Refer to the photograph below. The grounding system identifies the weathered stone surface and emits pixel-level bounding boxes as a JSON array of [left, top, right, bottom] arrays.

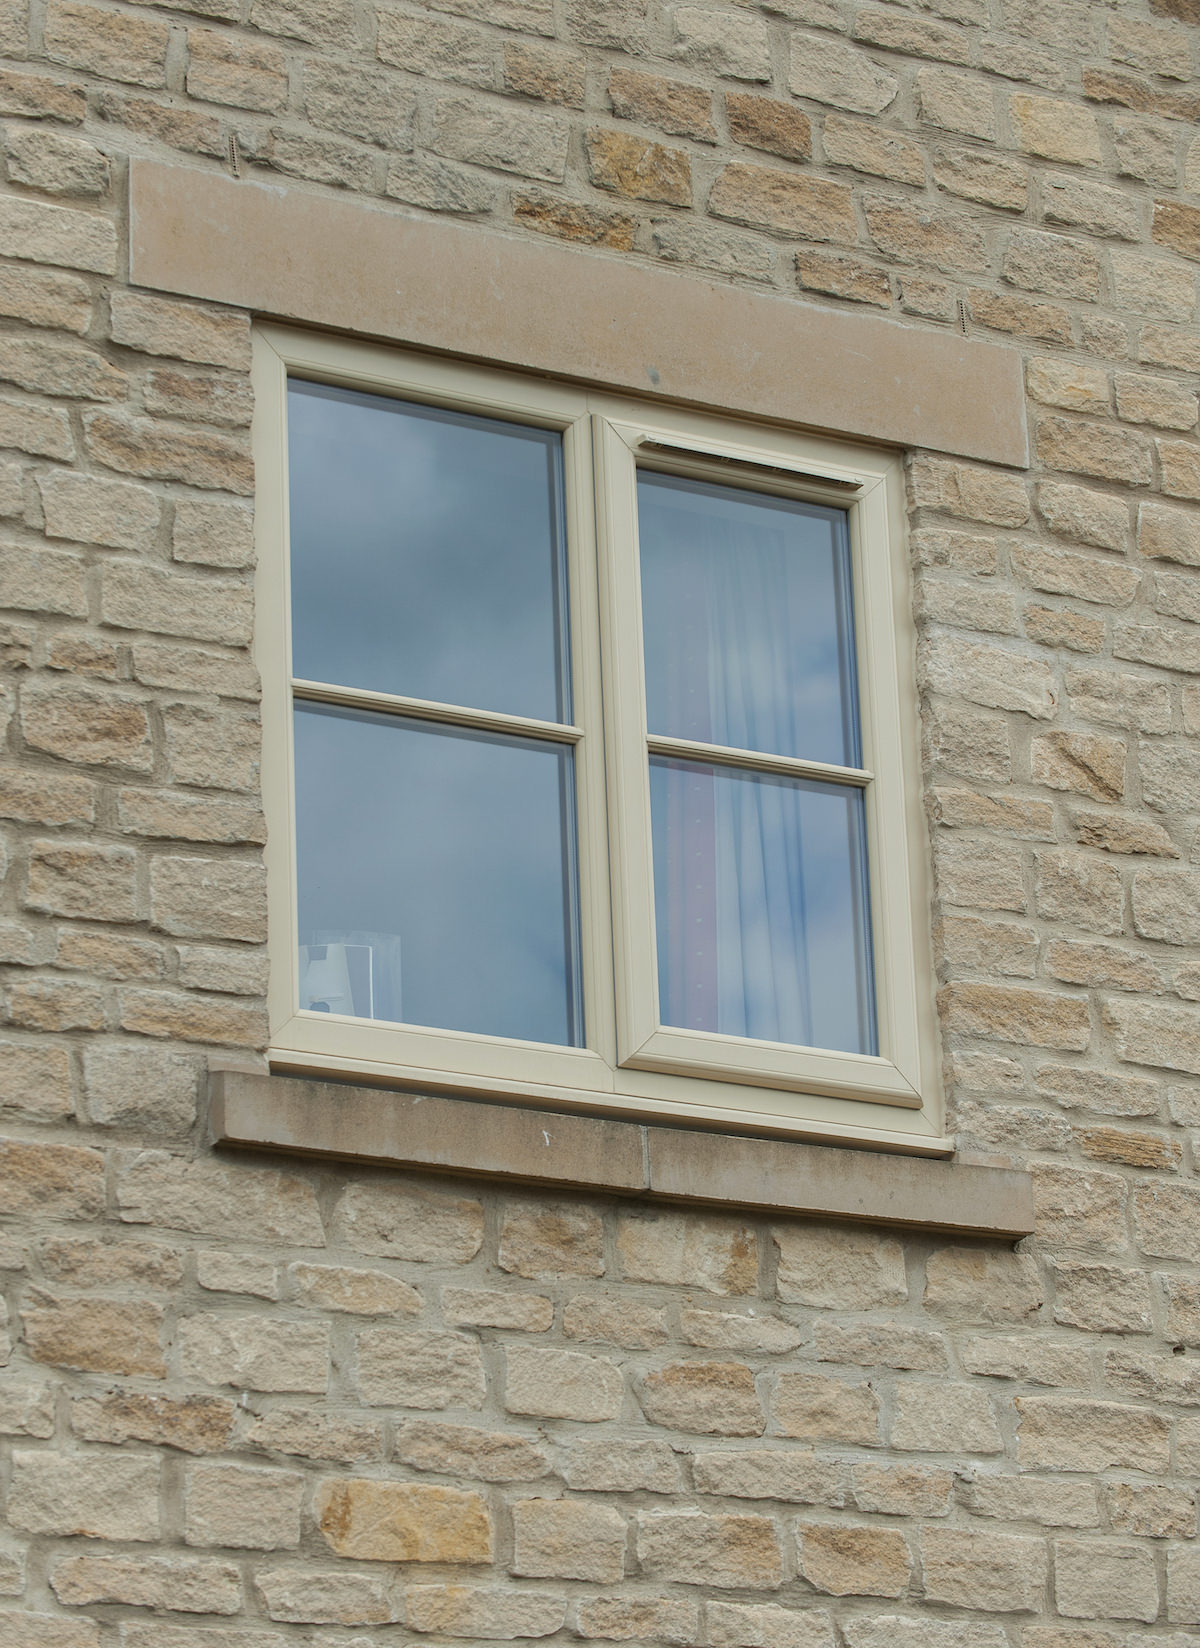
[[406, 1584, 565, 1639], [789, 34, 898, 113], [709, 163, 856, 243], [638, 1510, 783, 1589], [316, 1478, 492, 1563], [499, 1200, 603, 1278], [774, 1372, 880, 1445], [564, 1294, 667, 1347], [799, 1523, 911, 1598], [355, 1326, 484, 1408], [586, 128, 691, 205], [1055, 1538, 1158, 1622], [640, 1361, 764, 1435], [50, 1554, 241, 1615], [22, 1289, 165, 1376], [1017, 1397, 1170, 1471], [256, 1567, 401, 1625], [244, 1406, 382, 1464], [692, 1449, 844, 1506], [890, 1381, 1003, 1454], [505, 1345, 623, 1421], [9, 1449, 160, 1540], [71, 1389, 235, 1454], [511, 1497, 626, 1582], [922, 1528, 1047, 1611], [617, 1209, 756, 1295], [396, 1419, 550, 1482], [775, 1223, 907, 1309], [0, 1137, 103, 1220], [331, 1179, 482, 1263], [179, 1313, 329, 1393], [939, 983, 1090, 1050], [117, 1152, 324, 1244]]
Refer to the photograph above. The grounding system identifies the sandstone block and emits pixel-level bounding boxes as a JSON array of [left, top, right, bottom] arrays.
[[673, 6, 769, 79], [72, 1389, 234, 1454], [813, 1321, 947, 1373], [0, 1041, 73, 1121], [617, 1208, 756, 1295], [681, 1308, 804, 1354], [331, 1178, 482, 1263], [1035, 848, 1124, 932], [84, 410, 253, 492], [693, 1449, 844, 1507], [789, 35, 897, 114], [843, 1618, 1004, 1648], [1017, 1396, 1169, 1471], [50, 1554, 241, 1615], [1037, 479, 1129, 549], [316, 1478, 492, 1563], [443, 1286, 552, 1332], [117, 985, 267, 1046], [576, 1595, 697, 1644], [1011, 92, 1101, 164], [1012, 544, 1137, 607], [187, 27, 287, 109], [186, 1463, 303, 1550], [515, 191, 635, 249], [1026, 357, 1109, 414], [922, 1527, 1046, 1611], [45, 0, 166, 84], [920, 636, 1052, 718], [26, 840, 136, 922], [1134, 1180, 1200, 1262], [852, 1462, 952, 1519], [1133, 866, 1200, 945], [432, 94, 567, 181], [0, 397, 73, 459], [1154, 199, 1200, 263], [40, 470, 160, 552], [0, 263, 91, 333], [1107, 1483, 1195, 1541], [967, 1475, 1098, 1528], [960, 1335, 1090, 1387], [385, 153, 495, 214], [726, 91, 810, 161], [396, 1418, 547, 1485], [1160, 439, 1200, 502], [774, 1222, 906, 1309], [917, 66, 995, 137], [563, 1437, 680, 1493], [640, 1361, 764, 1435], [20, 683, 152, 771], [936, 837, 1026, 911], [773, 1372, 880, 1446], [499, 1200, 603, 1278], [102, 561, 253, 645], [795, 251, 891, 308], [504, 42, 585, 108], [890, 1381, 1003, 1454], [864, 197, 987, 272], [248, 0, 355, 45], [256, 1567, 400, 1625], [511, 1497, 626, 1582], [564, 1294, 667, 1347], [0, 1137, 103, 1220], [0, 1617, 98, 1648], [163, 704, 260, 792], [505, 1345, 623, 1421], [800, 1523, 910, 1598], [9, 1449, 159, 1540], [355, 1326, 484, 1409], [408, 1584, 565, 1639], [709, 163, 856, 243], [148, 856, 266, 943], [1036, 1064, 1157, 1117], [1036, 416, 1152, 485], [638, 1509, 782, 1588], [375, 13, 493, 89], [1140, 741, 1200, 810], [179, 1313, 330, 1393], [1055, 1538, 1158, 1622], [197, 1250, 278, 1298], [1168, 1543, 1200, 1624], [938, 983, 1090, 1050], [0, 192, 117, 275], [1108, 1000, 1200, 1079], [1031, 1162, 1126, 1251], [289, 1260, 420, 1316], [23, 1289, 164, 1376], [117, 1151, 324, 1245], [243, 1405, 381, 1464]]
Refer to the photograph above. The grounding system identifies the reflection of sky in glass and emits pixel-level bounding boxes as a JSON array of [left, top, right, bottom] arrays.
[[650, 759, 876, 1056], [638, 472, 860, 768], [288, 380, 570, 723], [295, 702, 582, 1047]]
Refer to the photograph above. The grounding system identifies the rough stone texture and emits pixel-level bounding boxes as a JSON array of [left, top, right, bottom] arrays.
[[0, 3, 1197, 1645]]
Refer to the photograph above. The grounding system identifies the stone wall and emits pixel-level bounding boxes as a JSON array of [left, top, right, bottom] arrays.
[[2, 0, 1200, 1643]]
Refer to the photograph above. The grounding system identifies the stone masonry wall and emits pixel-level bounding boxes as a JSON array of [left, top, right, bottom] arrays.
[[2, 0, 1200, 1643]]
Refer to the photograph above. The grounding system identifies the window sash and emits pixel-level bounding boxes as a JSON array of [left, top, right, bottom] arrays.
[[253, 327, 943, 1150]]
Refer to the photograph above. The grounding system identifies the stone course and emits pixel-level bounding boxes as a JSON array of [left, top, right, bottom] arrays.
[[0, 0, 1199, 1641]]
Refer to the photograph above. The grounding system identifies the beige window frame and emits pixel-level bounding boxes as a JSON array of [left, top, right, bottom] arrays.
[[253, 325, 944, 1153]]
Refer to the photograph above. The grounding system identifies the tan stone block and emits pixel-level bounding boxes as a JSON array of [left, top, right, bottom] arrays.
[[22, 1290, 164, 1376], [0, 1039, 73, 1121], [923, 1527, 1047, 1611], [102, 561, 253, 645], [564, 1294, 667, 1347], [693, 1449, 844, 1507], [1035, 848, 1124, 932], [638, 1509, 782, 1588], [1163, 1275, 1200, 1347], [852, 1461, 953, 1519], [443, 1286, 552, 1332], [617, 1208, 756, 1295], [355, 1326, 483, 1408], [1065, 674, 1170, 742], [1108, 999, 1200, 1079], [432, 94, 567, 182], [672, 4, 768, 78], [1140, 740, 1200, 813], [788, 34, 897, 114], [563, 1436, 679, 1494], [316, 1478, 492, 1564], [408, 1584, 565, 1639], [1138, 499, 1200, 566], [921, 636, 1052, 718], [936, 837, 1026, 911], [825, 115, 924, 185], [800, 1523, 910, 1598], [50, 1554, 241, 1615], [1026, 357, 1109, 414], [773, 1372, 879, 1446], [640, 1361, 764, 1435], [1051, 1260, 1153, 1335], [1141, 323, 1200, 376], [117, 1151, 324, 1245], [146, 855, 266, 944], [196, 1250, 278, 1298], [1155, 200, 1200, 263], [9, 1448, 159, 1540], [1046, 940, 1162, 995], [1134, 864, 1200, 947], [1160, 440, 1200, 503], [1036, 480, 1129, 550], [288, 1261, 420, 1317], [0, 543, 85, 616], [511, 1497, 626, 1582], [1036, 416, 1153, 486], [1011, 92, 1101, 163], [132, 641, 259, 700], [396, 1418, 549, 1481], [26, 840, 136, 923], [1112, 250, 1195, 322], [960, 1335, 1090, 1387], [575, 1594, 697, 1644], [938, 983, 1090, 1051], [609, 66, 714, 140], [726, 90, 810, 161], [0, 193, 117, 279], [186, 1463, 303, 1550], [331, 1179, 483, 1264], [0, 335, 125, 401], [795, 251, 891, 309], [968, 1476, 1099, 1528], [375, 12, 492, 89], [813, 1321, 947, 1373], [503, 42, 585, 107], [71, 1389, 235, 1454], [774, 1223, 906, 1309], [933, 787, 1054, 841], [0, 67, 86, 121], [46, 0, 166, 83], [243, 1406, 382, 1464], [42, 1236, 181, 1289], [513, 192, 635, 250], [1017, 1396, 1169, 1471], [248, 0, 355, 45], [843, 1616, 1004, 1648], [707, 1600, 834, 1648], [257, 1567, 401, 1625], [680, 1308, 804, 1354], [1031, 1162, 1127, 1251], [1055, 1538, 1158, 1623], [584, 126, 693, 205], [185, 26, 288, 108], [163, 704, 260, 792], [709, 162, 855, 242], [499, 1200, 603, 1278], [172, 497, 254, 568], [0, 396, 74, 459], [0, 1383, 55, 1438], [0, 1617, 97, 1648], [84, 410, 253, 493], [385, 153, 495, 214], [7, 974, 106, 1034], [1134, 1180, 1200, 1262], [916, 65, 994, 136], [967, 288, 1072, 345], [0, 1137, 103, 1220], [864, 197, 987, 273], [117, 788, 265, 848], [1116, 373, 1198, 431], [934, 145, 1026, 209], [117, 984, 267, 1046], [505, 1345, 623, 1421], [180, 1313, 330, 1393], [1012, 545, 1137, 609], [890, 1382, 1003, 1454], [21, 682, 151, 772], [925, 703, 1011, 783], [0, 263, 91, 333]]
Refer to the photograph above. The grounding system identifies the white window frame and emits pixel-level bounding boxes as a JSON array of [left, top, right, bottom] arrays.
[[253, 325, 945, 1153]]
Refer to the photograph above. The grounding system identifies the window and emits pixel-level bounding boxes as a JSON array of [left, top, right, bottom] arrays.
[[253, 327, 941, 1149]]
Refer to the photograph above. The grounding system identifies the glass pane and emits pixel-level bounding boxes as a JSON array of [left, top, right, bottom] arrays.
[[289, 380, 570, 723], [294, 702, 582, 1047], [638, 471, 861, 767], [650, 757, 876, 1056]]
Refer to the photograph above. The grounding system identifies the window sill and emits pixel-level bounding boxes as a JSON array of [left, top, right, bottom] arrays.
[[208, 1067, 1034, 1240]]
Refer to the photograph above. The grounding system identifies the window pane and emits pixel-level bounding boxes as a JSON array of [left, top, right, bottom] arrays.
[[638, 471, 861, 767], [650, 757, 876, 1056], [294, 702, 582, 1047], [289, 380, 570, 723]]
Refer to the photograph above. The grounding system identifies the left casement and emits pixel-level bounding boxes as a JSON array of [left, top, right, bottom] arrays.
[[253, 325, 944, 1153]]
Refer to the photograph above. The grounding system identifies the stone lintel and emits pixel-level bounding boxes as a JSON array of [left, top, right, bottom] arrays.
[[129, 159, 1028, 469], [209, 1069, 1035, 1239]]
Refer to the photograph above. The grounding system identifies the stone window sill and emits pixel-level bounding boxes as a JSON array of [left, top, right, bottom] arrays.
[[209, 1068, 1034, 1240]]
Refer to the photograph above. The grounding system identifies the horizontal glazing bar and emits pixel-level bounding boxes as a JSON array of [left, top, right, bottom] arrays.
[[292, 678, 583, 744], [647, 732, 872, 786]]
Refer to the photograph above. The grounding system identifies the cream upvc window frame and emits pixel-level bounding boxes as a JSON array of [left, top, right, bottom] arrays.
[[253, 325, 945, 1154]]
